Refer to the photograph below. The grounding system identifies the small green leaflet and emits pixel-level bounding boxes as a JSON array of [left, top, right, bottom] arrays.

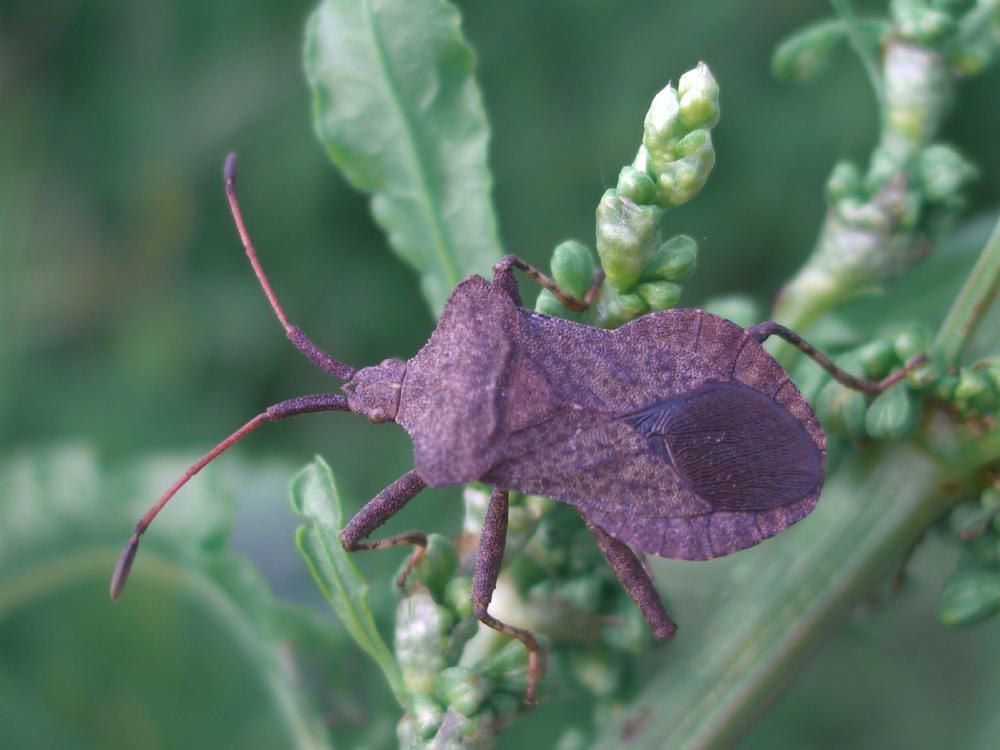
[[290, 456, 408, 708]]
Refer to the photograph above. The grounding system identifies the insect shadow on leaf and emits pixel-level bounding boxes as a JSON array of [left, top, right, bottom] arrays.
[[111, 154, 925, 706]]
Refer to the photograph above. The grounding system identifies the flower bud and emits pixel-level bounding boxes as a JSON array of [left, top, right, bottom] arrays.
[[435, 666, 488, 717], [894, 1, 956, 44], [595, 191, 663, 291], [643, 82, 683, 156], [954, 367, 992, 403], [443, 575, 474, 620], [651, 130, 715, 207], [395, 590, 453, 695], [817, 380, 869, 439], [410, 693, 444, 738], [678, 61, 720, 130], [934, 372, 958, 400], [643, 235, 698, 282], [617, 292, 648, 319], [835, 197, 892, 233], [415, 533, 459, 599], [825, 160, 863, 203], [905, 359, 938, 390], [865, 383, 918, 439], [855, 339, 897, 378], [937, 567, 1000, 626], [550, 239, 597, 299], [535, 288, 570, 318], [893, 325, 932, 362], [636, 281, 681, 311], [916, 144, 977, 202], [475, 637, 530, 682], [616, 165, 656, 204]]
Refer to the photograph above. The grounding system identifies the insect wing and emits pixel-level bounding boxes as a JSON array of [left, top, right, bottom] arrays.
[[626, 381, 822, 512]]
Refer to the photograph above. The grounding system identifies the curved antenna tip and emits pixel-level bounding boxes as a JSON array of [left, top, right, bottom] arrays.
[[110, 536, 140, 601], [224, 152, 239, 183]]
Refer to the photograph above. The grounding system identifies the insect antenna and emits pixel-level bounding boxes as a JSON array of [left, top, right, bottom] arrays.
[[112, 154, 363, 601], [225, 153, 356, 381], [110, 393, 351, 600]]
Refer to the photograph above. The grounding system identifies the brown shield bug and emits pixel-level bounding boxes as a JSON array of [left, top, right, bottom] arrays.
[[111, 154, 923, 704]]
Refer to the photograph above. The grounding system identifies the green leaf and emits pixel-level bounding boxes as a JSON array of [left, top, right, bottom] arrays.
[[290, 456, 408, 708], [304, 0, 503, 314], [772, 18, 888, 84], [0, 446, 332, 750]]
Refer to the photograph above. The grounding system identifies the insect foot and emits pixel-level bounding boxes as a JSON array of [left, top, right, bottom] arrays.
[[112, 155, 923, 707]]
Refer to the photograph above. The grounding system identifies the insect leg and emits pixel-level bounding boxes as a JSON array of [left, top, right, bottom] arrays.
[[224, 153, 356, 381], [472, 487, 544, 706], [340, 470, 430, 587], [111, 393, 352, 600], [492, 254, 604, 312], [580, 510, 677, 640], [748, 321, 927, 395]]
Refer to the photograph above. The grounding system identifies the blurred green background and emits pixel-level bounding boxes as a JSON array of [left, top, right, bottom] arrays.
[[3, 1, 1000, 748]]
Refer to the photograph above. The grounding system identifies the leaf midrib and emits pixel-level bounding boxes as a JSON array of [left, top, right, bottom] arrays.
[[363, 0, 460, 288]]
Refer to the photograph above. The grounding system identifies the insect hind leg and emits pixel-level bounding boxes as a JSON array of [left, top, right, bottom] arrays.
[[473, 487, 544, 706], [748, 321, 927, 395], [580, 510, 677, 640]]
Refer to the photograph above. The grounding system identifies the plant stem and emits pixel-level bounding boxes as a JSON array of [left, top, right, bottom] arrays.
[[932, 213, 1000, 367]]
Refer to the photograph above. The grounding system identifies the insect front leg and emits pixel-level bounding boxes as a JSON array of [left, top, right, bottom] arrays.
[[340, 470, 430, 587], [492, 254, 604, 311], [472, 487, 544, 706], [580, 510, 677, 640]]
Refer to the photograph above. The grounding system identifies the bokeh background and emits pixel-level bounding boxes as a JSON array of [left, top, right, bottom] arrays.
[[3, 1, 1000, 748]]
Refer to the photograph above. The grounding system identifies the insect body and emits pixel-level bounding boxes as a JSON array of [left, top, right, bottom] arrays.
[[112, 155, 919, 705], [368, 274, 825, 562]]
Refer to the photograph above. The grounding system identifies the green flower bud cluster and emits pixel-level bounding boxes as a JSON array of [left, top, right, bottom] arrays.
[[938, 486, 1000, 626], [774, 139, 976, 331], [770, 1, 992, 337], [392, 529, 536, 748], [932, 359, 1000, 418], [391, 485, 658, 745], [772, 2, 997, 84], [638, 62, 719, 208], [799, 327, 930, 441], [536, 63, 718, 328]]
